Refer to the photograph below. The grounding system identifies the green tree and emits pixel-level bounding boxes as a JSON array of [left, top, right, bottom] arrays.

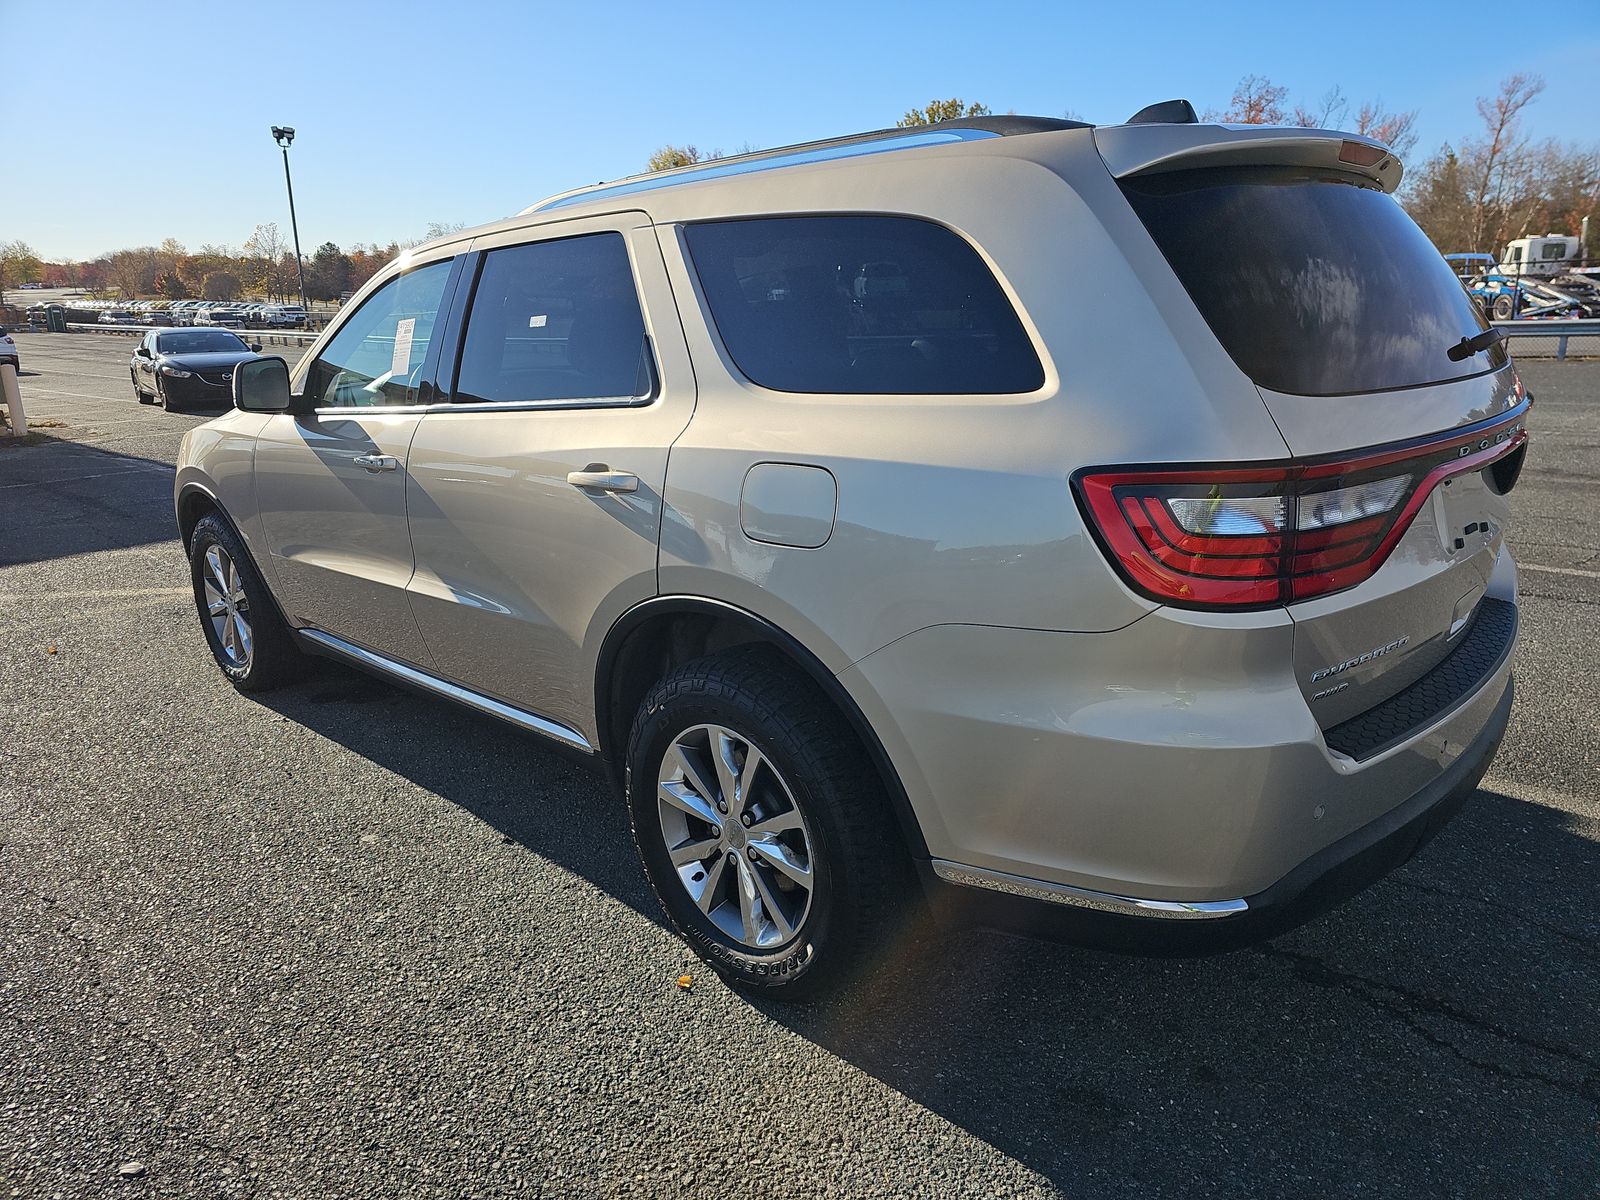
[[896, 99, 991, 128], [0, 239, 42, 298], [647, 144, 723, 172], [305, 242, 351, 302]]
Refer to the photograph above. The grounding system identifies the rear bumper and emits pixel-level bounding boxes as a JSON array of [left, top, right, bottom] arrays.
[[922, 676, 1511, 953]]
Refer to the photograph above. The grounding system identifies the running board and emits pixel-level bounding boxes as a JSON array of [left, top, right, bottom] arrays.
[[297, 629, 593, 753]]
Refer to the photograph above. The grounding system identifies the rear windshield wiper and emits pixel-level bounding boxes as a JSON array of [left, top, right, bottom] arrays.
[[1447, 327, 1504, 362]]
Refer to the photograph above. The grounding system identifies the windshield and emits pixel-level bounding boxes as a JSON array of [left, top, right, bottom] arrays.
[[1121, 166, 1507, 396], [158, 331, 247, 354]]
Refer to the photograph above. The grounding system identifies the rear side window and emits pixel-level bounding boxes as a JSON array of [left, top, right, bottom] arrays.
[[454, 232, 653, 405], [684, 216, 1044, 395], [1121, 167, 1507, 396]]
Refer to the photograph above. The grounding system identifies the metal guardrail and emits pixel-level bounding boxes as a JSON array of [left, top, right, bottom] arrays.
[[63, 323, 318, 348], [1493, 319, 1600, 361]]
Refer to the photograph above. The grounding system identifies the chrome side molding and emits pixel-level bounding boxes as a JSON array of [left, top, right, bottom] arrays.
[[930, 860, 1249, 920], [297, 629, 593, 753]]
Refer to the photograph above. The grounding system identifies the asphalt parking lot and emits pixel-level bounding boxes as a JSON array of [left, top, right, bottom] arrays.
[[2, 331, 1596, 1199]]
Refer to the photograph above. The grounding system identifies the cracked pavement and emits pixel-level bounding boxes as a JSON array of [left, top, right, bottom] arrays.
[[1, 334, 1597, 1198]]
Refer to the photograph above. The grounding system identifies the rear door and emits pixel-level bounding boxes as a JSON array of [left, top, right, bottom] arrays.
[[403, 213, 695, 738], [1104, 128, 1527, 738], [254, 256, 461, 668]]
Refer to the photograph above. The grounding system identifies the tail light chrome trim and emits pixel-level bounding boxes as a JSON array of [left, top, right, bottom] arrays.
[[1074, 403, 1530, 611]]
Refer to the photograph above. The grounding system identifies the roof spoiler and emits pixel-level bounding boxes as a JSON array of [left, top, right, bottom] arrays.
[[1094, 124, 1404, 193]]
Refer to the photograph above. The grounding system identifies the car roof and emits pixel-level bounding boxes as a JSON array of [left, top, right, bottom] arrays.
[[386, 104, 1395, 279], [521, 115, 1089, 216]]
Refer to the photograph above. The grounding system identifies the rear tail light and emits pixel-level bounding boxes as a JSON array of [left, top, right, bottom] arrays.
[[1075, 409, 1529, 610]]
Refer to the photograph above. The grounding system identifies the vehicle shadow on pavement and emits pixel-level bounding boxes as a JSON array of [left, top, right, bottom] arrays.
[[250, 663, 1599, 1195], [762, 786, 1599, 1195], [0, 441, 178, 566], [251, 662, 667, 922]]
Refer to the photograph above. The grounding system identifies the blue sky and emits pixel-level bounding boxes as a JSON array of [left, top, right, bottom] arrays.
[[6, 0, 1597, 261]]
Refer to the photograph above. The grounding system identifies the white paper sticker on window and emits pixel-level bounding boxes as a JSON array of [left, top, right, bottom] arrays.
[[391, 317, 416, 377], [528, 314, 548, 328]]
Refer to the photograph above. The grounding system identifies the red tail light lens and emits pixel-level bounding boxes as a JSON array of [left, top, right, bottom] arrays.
[[1075, 408, 1529, 610]]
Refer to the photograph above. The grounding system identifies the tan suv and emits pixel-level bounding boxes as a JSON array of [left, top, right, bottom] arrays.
[[176, 107, 1525, 996]]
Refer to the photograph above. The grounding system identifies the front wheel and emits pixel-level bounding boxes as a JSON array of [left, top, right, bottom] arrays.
[[188, 512, 306, 691], [626, 650, 909, 999], [1492, 294, 1516, 321]]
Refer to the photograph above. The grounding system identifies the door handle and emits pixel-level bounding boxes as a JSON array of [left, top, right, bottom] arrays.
[[353, 453, 400, 473], [567, 467, 639, 494]]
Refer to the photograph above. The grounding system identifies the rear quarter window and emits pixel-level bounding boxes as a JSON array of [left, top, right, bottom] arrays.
[[684, 215, 1044, 395]]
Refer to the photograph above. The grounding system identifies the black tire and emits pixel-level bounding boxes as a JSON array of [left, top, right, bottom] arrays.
[[158, 380, 175, 411], [1492, 294, 1516, 321], [626, 648, 909, 1000], [132, 370, 154, 404], [188, 511, 307, 691]]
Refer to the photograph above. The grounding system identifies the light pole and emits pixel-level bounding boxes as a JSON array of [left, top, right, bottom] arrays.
[[271, 126, 309, 313]]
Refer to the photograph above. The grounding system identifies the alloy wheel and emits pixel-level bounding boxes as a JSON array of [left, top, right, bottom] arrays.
[[656, 723, 816, 949], [202, 544, 252, 668]]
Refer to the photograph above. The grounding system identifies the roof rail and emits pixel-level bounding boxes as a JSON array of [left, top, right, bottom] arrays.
[[521, 115, 1092, 215]]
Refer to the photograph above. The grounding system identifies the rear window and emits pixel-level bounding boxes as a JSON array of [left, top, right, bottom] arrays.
[[684, 216, 1044, 395], [1121, 167, 1507, 396]]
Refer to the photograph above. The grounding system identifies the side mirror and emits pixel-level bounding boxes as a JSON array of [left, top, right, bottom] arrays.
[[135, 346, 151, 358], [234, 355, 294, 413], [250, 342, 262, 354]]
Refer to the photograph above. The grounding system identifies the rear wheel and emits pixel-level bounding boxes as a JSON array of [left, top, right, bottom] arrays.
[[626, 649, 909, 999], [131, 370, 154, 404], [1492, 294, 1516, 321], [188, 512, 306, 691]]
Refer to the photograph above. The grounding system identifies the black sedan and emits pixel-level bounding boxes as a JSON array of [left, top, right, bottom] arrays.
[[130, 328, 263, 411]]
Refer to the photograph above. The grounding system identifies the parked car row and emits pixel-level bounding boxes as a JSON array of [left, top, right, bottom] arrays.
[[32, 298, 310, 329]]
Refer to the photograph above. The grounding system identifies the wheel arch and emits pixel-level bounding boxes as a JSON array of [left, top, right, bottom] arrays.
[[594, 596, 930, 861], [176, 480, 225, 551]]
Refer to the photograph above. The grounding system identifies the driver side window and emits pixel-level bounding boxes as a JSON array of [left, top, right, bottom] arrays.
[[304, 259, 454, 407]]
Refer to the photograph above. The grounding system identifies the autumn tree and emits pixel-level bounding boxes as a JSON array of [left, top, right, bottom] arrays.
[[242, 223, 289, 300], [1465, 74, 1545, 252], [102, 247, 163, 299], [1208, 75, 1289, 125], [1290, 85, 1418, 157], [201, 271, 241, 301], [345, 245, 387, 293], [897, 99, 991, 127], [1401, 74, 1597, 256]]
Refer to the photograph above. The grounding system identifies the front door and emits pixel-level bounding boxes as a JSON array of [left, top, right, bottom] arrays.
[[255, 256, 460, 668], [404, 217, 694, 739]]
